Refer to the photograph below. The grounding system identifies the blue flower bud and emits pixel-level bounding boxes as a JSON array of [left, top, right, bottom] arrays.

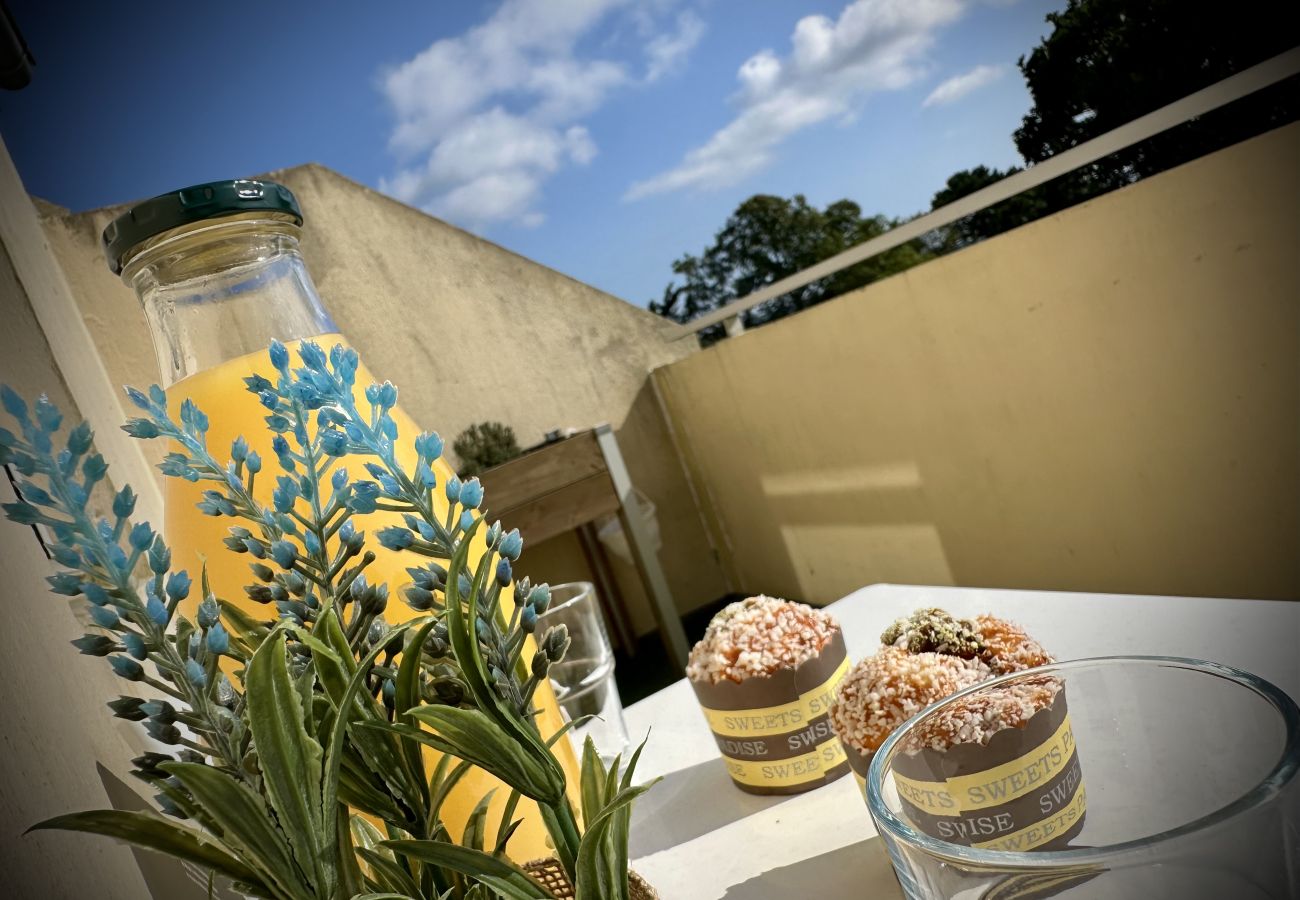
[[146, 594, 169, 627], [112, 486, 137, 519], [244, 374, 274, 394], [496, 558, 512, 587], [2, 501, 42, 525], [528, 584, 550, 614], [269, 340, 290, 372], [459, 478, 483, 510], [445, 475, 461, 503], [46, 571, 82, 595], [72, 634, 116, 655], [109, 655, 144, 681], [206, 623, 230, 656], [415, 463, 437, 490], [165, 571, 191, 602], [521, 605, 538, 633], [148, 540, 171, 574], [185, 659, 206, 687], [197, 597, 220, 629], [405, 585, 435, 610], [230, 436, 248, 462], [379, 382, 397, 409], [243, 537, 266, 558], [476, 619, 490, 641], [376, 527, 414, 551], [331, 467, 348, 491], [459, 509, 475, 531], [415, 431, 443, 461], [245, 450, 262, 474], [270, 541, 298, 569], [458, 573, 472, 596], [298, 341, 327, 371], [303, 530, 322, 556], [319, 428, 347, 456], [259, 390, 279, 411], [90, 606, 120, 629], [499, 528, 523, 561], [83, 582, 110, 606], [124, 386, 151, 412], [122, 632, 147, 660], [82, 452, 108, 483], [129, 521, 154, 551], [141, 700, 176, 723], [50, 543, 81, 568]]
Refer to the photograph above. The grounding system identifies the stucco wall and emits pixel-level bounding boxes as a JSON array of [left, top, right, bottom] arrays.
[[37, 165, 727, 632], [654, 123, 1300, 605]]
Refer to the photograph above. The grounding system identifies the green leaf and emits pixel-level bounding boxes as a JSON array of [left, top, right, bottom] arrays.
[[357, 847, 422, 898], [573, 781, 660, 900], [321, 620, 414, 859], [380, 840, 554, 900], [385, 706, 565, 804], [493, 789, 523, 857], [394, 618, 435, 804], [428, 757, 474, 835], [579, 738, 606, 827], [461, 789, 494, 851], [28, 809, 269, 895], [246, 630, 329, 894], [159, 762, 303, 899]]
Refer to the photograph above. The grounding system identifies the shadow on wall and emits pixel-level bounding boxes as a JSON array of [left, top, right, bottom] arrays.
[[759, 459, 955, 603]]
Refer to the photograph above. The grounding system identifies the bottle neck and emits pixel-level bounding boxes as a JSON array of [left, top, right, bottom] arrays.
[[121, 215, 336, 388]]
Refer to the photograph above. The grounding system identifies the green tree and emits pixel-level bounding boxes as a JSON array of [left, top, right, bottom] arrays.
[[926, 165, 1049, 252], [650, 194, 928, 343], [1013, 0, 1300, 208]]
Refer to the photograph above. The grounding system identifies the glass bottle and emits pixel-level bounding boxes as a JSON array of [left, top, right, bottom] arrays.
[[104, 179, 577, 860]]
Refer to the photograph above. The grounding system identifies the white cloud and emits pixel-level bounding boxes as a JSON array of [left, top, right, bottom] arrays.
[[921, 63, 1005, 107], [625, 0, 967, 200], [380, 0, 704, 229], [645, 10, 706, 82]]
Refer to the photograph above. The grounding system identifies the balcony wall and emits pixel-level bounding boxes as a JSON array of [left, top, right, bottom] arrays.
[[653, 122, 1300, 605]]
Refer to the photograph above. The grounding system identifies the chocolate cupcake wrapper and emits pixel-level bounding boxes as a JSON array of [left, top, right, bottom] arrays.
[[848, 689, 1087, 852], [691, 629, 852, 795]]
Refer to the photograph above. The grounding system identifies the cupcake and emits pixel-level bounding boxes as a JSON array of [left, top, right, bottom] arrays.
[[687, 596, 851, 794], [832, 608, 1084, 851]]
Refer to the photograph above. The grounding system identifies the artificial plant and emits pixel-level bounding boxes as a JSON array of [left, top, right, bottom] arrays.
[[0, 339, 656, 899]]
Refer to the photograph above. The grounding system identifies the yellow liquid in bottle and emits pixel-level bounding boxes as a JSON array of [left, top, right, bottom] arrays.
[[164, 334, 577, 859]]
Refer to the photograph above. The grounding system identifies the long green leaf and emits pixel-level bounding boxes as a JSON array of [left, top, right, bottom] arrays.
[[246, 631, 329, 895], [321, 620, 415, 859], [159, 762, 303, 899], [376, 707, 564, 804], [28, 809, 269, 896], [316, 609, 424, 820], [380, 840, 553, 900], [462, 789, 495, 851], [394, 618, 436, 804], [573, 781, 660, 900], [579, 738, 606, 827], [358, 848, 422, 897]]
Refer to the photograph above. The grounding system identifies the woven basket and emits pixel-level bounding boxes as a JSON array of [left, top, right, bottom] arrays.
[[522, 858, 659, 899]]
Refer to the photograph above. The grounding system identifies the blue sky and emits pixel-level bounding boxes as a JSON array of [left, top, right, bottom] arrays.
[[3, 0, 1060, 306]]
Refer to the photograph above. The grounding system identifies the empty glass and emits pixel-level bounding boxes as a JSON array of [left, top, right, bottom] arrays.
[[539, 582, 630, 762], [867, 657, 1299, 899]]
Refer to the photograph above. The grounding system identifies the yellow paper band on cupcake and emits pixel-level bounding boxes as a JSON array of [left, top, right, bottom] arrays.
[[723, 735, 848, 788], [699, 655, 850, 738]]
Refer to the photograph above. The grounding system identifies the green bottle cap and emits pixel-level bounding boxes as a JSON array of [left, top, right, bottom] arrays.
[[102, 179, 303, 274]]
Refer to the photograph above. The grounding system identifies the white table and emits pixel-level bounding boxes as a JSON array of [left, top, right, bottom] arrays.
[[624, 584, 1300, 899]]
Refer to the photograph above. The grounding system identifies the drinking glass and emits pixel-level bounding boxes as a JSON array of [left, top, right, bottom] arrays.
[[538, 582, 630, 762], [867, 657, 1299, 899]]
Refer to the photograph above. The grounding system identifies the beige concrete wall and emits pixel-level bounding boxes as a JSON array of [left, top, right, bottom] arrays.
[[38, 167, 727, 631], [654, 123, 1300, 605]]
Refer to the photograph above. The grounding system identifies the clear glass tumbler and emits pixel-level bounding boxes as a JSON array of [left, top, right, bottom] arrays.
[[867, 657, 1299, 900], [539, 582, 630, 762]]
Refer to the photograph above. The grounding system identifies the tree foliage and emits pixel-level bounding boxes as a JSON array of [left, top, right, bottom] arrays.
[[649, 194, 929, 344]]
